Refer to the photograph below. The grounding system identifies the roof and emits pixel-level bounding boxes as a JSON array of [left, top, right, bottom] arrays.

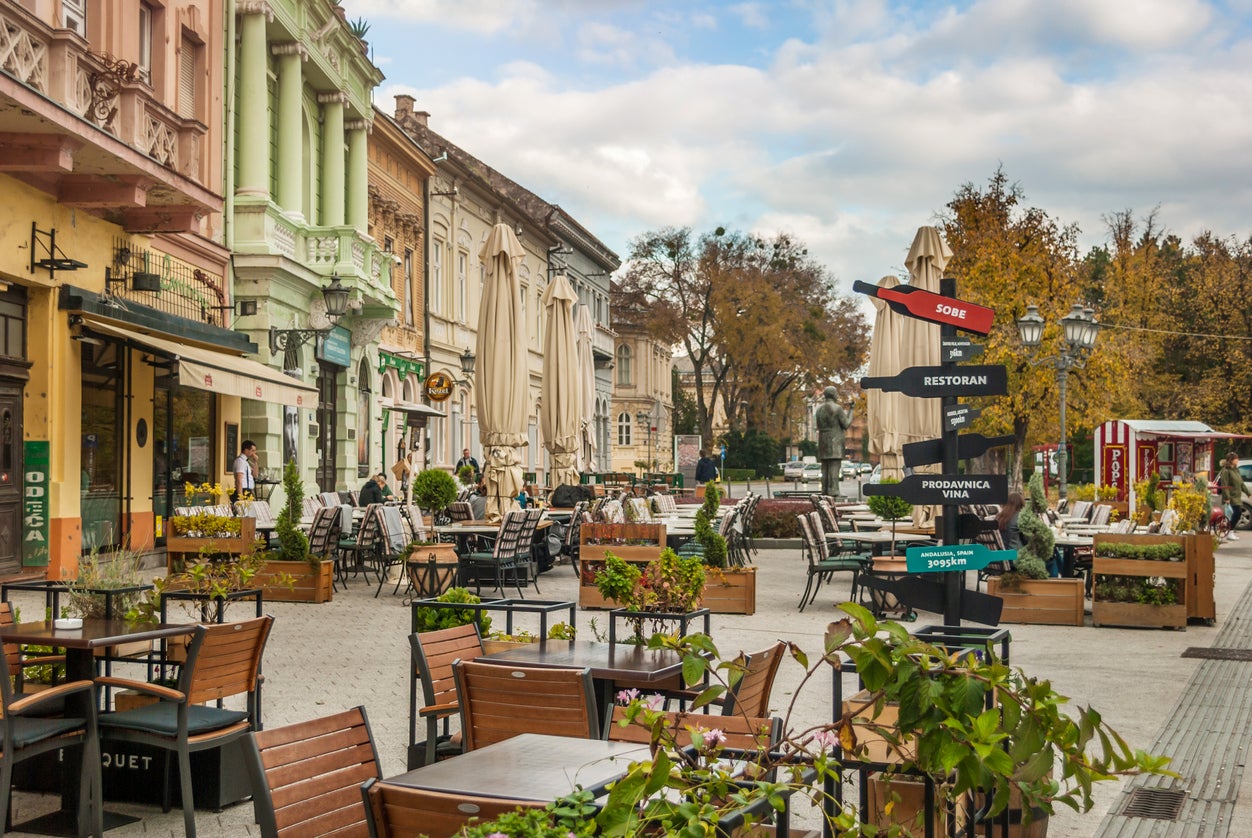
[[1117, 420, 1215, 434]]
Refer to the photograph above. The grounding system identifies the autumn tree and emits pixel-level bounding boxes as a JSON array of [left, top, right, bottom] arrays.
[[614, 227, 868, 442]]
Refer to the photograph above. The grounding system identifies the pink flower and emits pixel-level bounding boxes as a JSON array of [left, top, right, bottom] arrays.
[[616, 688, 640, 705], [486, 833, 508, 838], [642, 693, 666, 710], [700, 727, 725, 747], [810, 729, 838, 751]]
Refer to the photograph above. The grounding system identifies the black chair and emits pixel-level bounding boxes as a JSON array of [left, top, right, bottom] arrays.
[[96, 616, 274, 838], [506, 508, 546, 595], [337, 503, 382, 585], [796, 511, 869, 611], [463, 510, 529, 597], [0, 609, 103, 837]]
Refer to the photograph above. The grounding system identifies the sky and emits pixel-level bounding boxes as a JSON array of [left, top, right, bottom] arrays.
[[343, 0, 1252, 302]]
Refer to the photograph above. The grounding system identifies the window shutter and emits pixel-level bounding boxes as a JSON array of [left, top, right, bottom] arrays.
[[177, 41, 196, 119]]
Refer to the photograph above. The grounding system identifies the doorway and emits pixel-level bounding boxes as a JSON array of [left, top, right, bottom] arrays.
[[316, 361, 339, 492]]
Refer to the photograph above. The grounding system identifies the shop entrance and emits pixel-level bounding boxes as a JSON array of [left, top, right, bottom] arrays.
[[0, 382, 23, 575], [316, 361, 339, 492]]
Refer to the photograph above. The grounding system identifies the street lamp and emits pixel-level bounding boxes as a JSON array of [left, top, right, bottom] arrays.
[[268, 276, 352, 356], [458, 347, 476, 380], [1015, 302, 1099, 502], [636, 410, 653, 473]]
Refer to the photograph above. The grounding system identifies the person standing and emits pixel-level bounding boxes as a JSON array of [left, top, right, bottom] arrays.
[[814, 387, 853, 497], [1219, 451, 1246, 540], [695, 450, 718, 485], [456, 448, 480, 480], [232, 440, 257, 504]]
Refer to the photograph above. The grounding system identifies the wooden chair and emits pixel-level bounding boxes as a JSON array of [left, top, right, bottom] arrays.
[[361, 779, 547, 838], [796, 512, 868, 611], [96, 616, 274, 838], [408, 624, 484, 769], [607, 706, 780, 753], [0, 601, 103, 837], [307, 505, 344, 563], [453, 659, 599, 751], [245, 705, 381, 838], [722, 640, 786, 717]]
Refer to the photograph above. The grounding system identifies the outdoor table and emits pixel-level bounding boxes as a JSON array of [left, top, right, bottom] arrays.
[[383, 732, 650, 802], [479, 640, 686, 728], [837, 531, 932, 556], [0, 618, 198, 834]]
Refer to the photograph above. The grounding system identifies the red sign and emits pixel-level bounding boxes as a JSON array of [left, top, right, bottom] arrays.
[[853, 280, 995, 335], [1103, 444, 1127, 500], [1137, 443, 1156, 480]]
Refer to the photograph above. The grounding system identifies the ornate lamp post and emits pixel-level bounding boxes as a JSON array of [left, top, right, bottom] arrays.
[[1015, 303, 1100, 502], [268, 276, 352, 356]]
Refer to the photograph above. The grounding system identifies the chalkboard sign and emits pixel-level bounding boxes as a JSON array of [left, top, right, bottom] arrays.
[[224, 422, 238, 473]]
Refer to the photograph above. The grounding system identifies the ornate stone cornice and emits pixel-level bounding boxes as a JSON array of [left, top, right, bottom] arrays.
[[317, 91, 348, 106], [270, 42, 307, 59], [236, 1, 273, 21], [345, 118, 372, 134]]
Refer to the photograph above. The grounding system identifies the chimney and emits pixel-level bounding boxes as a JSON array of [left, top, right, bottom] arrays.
[[413, 110, 430, 128], [394, 94, 414, 120]]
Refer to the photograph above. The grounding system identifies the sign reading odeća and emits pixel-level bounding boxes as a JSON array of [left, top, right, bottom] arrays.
[[424, 371, 455, 402], [852, 280, 995, 335], [860, 364, 1008, 399], [863, 473, 1008, 505]]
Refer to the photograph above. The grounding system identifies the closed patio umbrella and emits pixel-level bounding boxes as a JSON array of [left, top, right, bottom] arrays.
[[867, 275, 907, 481], [542, 274, 581, 489], [575, 304, 597, 473], [476, 223, 529, 523]]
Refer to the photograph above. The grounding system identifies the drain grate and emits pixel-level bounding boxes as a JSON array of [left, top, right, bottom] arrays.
[[1122, 787, 1186, 820], [1181, 646, 1252, 661]]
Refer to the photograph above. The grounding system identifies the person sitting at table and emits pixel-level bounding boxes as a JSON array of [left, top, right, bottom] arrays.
[[469, 479, 488, 520], [996, 492, 1024, 551], [359, 473, 393, 506]]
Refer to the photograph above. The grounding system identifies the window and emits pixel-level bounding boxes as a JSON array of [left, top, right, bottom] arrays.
[[617, 412, 633, 446], [520, 284, 527, 331], [61, 0, 86, 35], [616, 344, 633, 386], [357, 360, 371, 477], [404, 247, 414, 326], [431, 241, 443, 313], [457, 252, 467, 322], [177, 35, 199, 120], [138, 4, 152, 83]]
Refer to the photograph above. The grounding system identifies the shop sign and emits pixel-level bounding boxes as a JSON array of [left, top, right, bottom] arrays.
[[1104, 444, 1128, 497], [316, 326, 351, 367], [379, 353, 425, 381], [22, 441, 49, 567], [864, 473, 1008, 505], [861, 364, 1008, 399], [424, 372, 454, 402]]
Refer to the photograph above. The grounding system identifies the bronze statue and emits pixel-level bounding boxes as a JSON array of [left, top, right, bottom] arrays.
[[814, 386, 853, 497]]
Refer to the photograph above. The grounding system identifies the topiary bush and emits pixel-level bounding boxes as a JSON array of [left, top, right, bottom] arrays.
[[274, 459, 310, 565], [1014, 471, 1053, 580], [694, 482, 728, 568], [412, 468, 458, 512]]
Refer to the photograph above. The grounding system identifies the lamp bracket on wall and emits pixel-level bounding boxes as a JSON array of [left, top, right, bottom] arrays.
[[30, 223, 87, 278]]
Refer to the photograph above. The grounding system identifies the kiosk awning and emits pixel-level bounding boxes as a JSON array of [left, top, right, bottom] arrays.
[[84, 320, 319, 409]]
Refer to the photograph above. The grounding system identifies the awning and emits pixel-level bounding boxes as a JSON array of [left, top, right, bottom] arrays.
[[83, 320, 319, 408]]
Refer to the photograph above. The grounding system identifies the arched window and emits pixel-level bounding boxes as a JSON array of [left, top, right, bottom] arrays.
[[357, 360, 371, 477], [617, 412, 633, 446], [616, 344, 632, 386]]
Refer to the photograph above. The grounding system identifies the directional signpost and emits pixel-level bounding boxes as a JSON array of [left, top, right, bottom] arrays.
[[863, 473, 1008, 505], [941, 338, 985, 363], [944, 405, 981, 432], [852, 280, 995, 335], [860, 365, 1007, 399], [905, 542, 1018, 575], [902, 432, 1016, 469]]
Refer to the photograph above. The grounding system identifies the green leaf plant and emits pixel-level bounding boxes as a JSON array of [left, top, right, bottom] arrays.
[[456, 602, 1173, 836]]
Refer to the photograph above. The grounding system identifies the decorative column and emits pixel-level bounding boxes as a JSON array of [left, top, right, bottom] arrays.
[[345, 118, 370, 232], [318, 92, 346, 227], [272, 43, 306, 217], [235, 2, 273, 198]]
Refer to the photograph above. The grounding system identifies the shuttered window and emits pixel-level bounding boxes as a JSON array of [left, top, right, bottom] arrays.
[[177, 38, 196, 119]]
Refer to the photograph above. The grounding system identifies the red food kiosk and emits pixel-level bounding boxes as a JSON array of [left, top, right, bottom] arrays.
[[1094, 419, 1249, 507]]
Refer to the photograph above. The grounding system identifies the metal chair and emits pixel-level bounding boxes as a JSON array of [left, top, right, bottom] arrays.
[[462, 510, 528, 597], [408, 624, 484, 769], [796, 511, 868, 611], [245, 705, 380, 838], [373, 505, 411, 598], [96, 616, 274, 838], [453, 659, 599, 751], [337, 503, 382, 586]]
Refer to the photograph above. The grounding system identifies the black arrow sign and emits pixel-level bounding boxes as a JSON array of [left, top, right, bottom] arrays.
[[902, 433, 1017, 468], [944, 405, 981, 432], [863, 473, 1008, 505], [860, 365, 1008, 399], [941, 338, 986, 363]]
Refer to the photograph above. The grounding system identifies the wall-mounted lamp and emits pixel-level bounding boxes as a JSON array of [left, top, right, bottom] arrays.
[[268, 277, 351, 356], [459, 346, 476, 379], [206, 298, 259, 318], [68, 314, 105, 346]]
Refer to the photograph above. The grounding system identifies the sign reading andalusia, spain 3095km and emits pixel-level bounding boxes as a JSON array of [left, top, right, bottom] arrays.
[[863, 473, 1008, 505], [859, 364, 1008, 399], [905, 542, 1017, 574]]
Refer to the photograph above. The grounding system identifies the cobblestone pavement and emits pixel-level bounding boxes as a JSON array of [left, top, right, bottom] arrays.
[[9, 535, 1252, 836]]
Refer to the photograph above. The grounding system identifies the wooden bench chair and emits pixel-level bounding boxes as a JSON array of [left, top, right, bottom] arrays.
[[453, 659, 599, 751], [245, 705, 380, 838], [408, 624, 483, 769], [361, 779, 547, 838]]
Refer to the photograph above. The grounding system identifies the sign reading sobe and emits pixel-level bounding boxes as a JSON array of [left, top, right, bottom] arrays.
[[424, 371, 454, 402]]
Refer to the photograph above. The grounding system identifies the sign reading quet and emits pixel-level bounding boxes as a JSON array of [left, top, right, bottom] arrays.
[[424, 371, 454, 402], [860, 364, 1008, 398], [864, 473, 1008, 505], [852, 280, 995, 335]]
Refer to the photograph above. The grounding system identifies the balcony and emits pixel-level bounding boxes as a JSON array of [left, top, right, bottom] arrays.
[[593, 321, 616, 360], [0, 3, 218, 232]]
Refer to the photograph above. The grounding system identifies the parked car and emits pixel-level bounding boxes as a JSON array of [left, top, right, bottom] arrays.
[[868, 464, 882, 484], [840, 461, 858, 479], [783, 461, 807, 480], [802, 462, 822, 482], [860, 462, 873, 475]]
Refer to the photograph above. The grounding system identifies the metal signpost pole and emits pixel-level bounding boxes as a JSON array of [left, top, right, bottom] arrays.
[[940, 277, 961, 626]]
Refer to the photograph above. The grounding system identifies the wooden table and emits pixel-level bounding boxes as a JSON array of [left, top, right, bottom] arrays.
[[479, 640, 686, 726], [384, 732, 649, 801]]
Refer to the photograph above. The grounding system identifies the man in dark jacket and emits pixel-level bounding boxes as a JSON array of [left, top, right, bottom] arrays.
[[695, 450, 718, 485], [358, 473, 393, 506]]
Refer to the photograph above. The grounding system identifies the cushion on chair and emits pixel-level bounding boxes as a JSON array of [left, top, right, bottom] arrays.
[[815, 559, 867, 573], [3, 715, 86, 748], [100, 703, 249, 736]]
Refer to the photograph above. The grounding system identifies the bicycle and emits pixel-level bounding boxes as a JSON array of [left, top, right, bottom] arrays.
[[1210, 505, 1231, 541]]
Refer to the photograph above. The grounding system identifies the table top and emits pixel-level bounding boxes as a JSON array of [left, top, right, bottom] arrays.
[[838, 531, 931, 544], [384, 733, 649, 801], [0, 618, 196, 650], [479, 640, 686, 684], [1054, 534, 1094, 547]]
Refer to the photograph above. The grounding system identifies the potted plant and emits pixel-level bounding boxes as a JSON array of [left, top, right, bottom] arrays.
[[412, 468, 459, 519], [456, 464, 477, 487], [413, 587, 493, 635], [458, 604, 1172, 837], [402, 538, 460, 601], [166, 512, 255, 571], [988, 473, 1085, 625], [866, 479, 913, 558], [251, 459, 335, 603], [594, 549, 706, 643], [578, 516, 668, 609], [1133, 472, 1166, 525], [692, 483, 757, 615], [1091, 538, 1188, 629]]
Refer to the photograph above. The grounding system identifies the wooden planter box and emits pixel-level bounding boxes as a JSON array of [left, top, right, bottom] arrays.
[[578, 523, 667, 609], [1091, 551, 1187, 629], [166, 516, 256, 571], [1093, 532, 1211, 625], [256, 558, 334, 603], [986, 577, 1084, 626], [703, 567, 757, 615]]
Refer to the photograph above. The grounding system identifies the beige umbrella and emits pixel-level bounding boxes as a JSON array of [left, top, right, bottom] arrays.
[[867, 275, 907, 480], [476, 223, 528, 523], [575, 304, 597, 473], [901, 226, 953, 526], [542, 274, 581, 488]]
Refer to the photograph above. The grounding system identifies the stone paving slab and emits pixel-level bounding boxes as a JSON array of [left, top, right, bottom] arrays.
[[7, 536, 1252, 836]]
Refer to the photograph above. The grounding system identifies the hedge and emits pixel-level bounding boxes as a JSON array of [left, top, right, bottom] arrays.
[[750, 498, 811, 538]]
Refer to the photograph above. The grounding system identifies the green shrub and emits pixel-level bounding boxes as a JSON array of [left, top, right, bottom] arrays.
[[1014, 472, 1053, 579], [274, 458, 310, 565], [412, 468, 458, 512], [413, 587, 492, 635], [749, 498, 808, 537]]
